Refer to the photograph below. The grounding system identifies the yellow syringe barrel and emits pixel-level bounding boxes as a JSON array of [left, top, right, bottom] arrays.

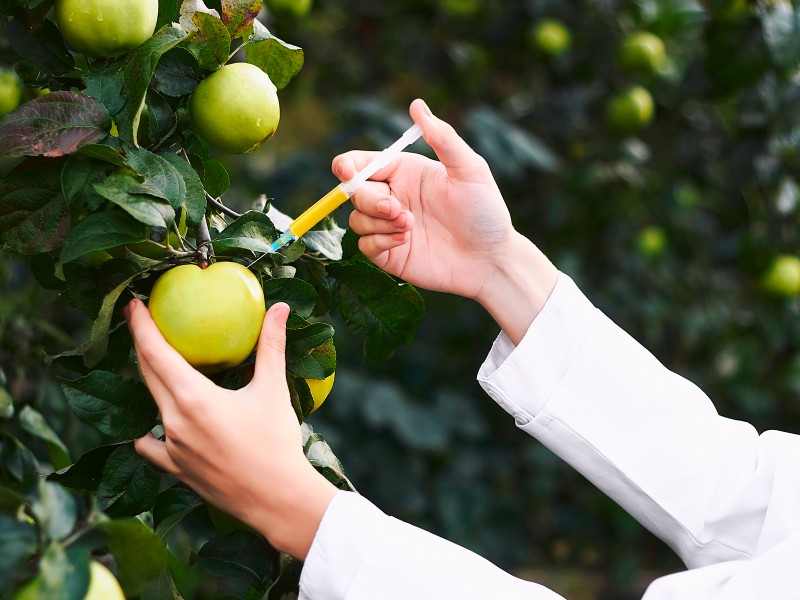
[[287, 184, 350, 239]]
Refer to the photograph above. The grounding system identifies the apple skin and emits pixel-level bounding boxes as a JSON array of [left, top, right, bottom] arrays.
[[148, 262, 266, 373], [15, 561, 125, 600], [307, 372, 335, 412]]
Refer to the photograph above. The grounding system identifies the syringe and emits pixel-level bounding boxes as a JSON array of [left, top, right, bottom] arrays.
[[261, 122, 423, 256]]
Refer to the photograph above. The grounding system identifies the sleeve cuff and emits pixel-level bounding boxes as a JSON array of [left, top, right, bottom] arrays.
[[477, 272, 600, 423]]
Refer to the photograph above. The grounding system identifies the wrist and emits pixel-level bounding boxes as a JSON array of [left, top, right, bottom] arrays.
[[477, 233, 559, 345], [252, 460, 338, 560]]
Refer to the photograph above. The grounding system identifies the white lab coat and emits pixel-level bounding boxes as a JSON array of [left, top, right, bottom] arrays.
[[299, 274, 800, 599]]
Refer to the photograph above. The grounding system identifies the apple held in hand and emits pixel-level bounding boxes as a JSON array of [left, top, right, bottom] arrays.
[[148, 262, 267, 374]]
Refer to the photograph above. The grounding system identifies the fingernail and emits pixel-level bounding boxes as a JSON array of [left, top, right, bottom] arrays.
[[377, 199, 392, 216], [395, 213, 407, 229], [123, 299, 137, 320], [420, 99, 433, 118], [272, 302, 290, 323]]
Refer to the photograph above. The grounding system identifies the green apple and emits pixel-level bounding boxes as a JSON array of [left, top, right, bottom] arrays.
[[761, 254, 800, 297], [307, 372, 335, 412], [265, 0, 313, 18], [529, 19, 572, 56], [618, 31, 667, 76], [148, 262, 266, 373], [15, 561, 125, 600], [606, 86, 655, 134], [0, 68, 23, 118]]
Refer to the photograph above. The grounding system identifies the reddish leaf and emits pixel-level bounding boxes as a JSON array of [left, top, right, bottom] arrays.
[[0, 91, 109, 158], [221, 0, 262, 40]]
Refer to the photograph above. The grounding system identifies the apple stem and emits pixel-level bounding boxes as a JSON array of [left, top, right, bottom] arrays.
[[196, 217, 213, 269]]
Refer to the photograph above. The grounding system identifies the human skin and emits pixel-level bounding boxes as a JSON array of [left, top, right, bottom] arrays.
[[130, 99, 559, 559]]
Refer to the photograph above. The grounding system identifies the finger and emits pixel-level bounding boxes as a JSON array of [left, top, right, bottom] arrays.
[[126, 299, 205, 397], [252, 302, 290, 391], [331, 151, 407, 186], [409, 98, 486, 174], [358, 232, 410, 260], [134, 347, 178, 415], [350, 184, 402, 219], [134, 434, 180, 475], [350, 209, 413, 236]]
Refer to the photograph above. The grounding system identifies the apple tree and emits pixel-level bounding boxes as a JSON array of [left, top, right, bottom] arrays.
[[0, 0, 424, 597]]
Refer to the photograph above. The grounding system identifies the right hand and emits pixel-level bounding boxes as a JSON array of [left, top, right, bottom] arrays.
[[333, 99, 519, 301]]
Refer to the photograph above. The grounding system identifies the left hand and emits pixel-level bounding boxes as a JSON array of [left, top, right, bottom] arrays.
[[126, 299, 337, 559]]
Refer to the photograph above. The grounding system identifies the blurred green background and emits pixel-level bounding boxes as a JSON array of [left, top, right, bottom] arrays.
[[3, 0, 800, 597]]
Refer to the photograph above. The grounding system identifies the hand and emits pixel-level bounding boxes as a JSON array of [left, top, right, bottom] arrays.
[[334, 99, 516, 302], [334, 99, 559, 344], [127, 300, 337, 560]]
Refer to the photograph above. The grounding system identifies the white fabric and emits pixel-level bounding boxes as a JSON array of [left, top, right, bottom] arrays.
[[300, 273, 800, 599]]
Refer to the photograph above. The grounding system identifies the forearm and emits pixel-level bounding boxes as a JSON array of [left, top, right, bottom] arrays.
[[476, 232, 559, 345]]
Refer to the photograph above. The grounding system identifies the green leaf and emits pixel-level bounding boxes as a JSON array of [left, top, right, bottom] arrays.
[[18, 406, 71, 470], [287, 376, 314, 421], [220, 0, 262, 40], [2, 9, 74, 76], [153, 485, 204, 540], [157, 0, 181, 30], [59, 212, 146, 264], [160, 152, 207, 226], [83, 62, 125, 116], [213, 210, 279, 253], [287, 337, 335, 380], [302, 219, 345, 261], [195, 531, 274, 587], [153, 48, 201, 97], [285, 315, 334, 362], [113, 26, 191, 146], [48, 443, 123, 491], [97, 443, 161, 517], [38, 543, 90, 600], [127, 147, 187, 212], [101, 518, 171, 595], [263, 277, 317, 317], [762, 3, 800, 70], [0, 515, 37, 577], [243, 20, 304, 89], [0, 92, 109, 158], [301, 424, 355, 491], [328, 259, 425, 361], [0, 163, 70, 255], [62, 371, 157, 442], [203, 159, 230, 198], [190, 11, 233, 70], [76, 144, 129, 167], [264, 556, 302, 599], [61, 156, 115, 217], [31, 480, 76, 542], [94, 174, 175, 228]]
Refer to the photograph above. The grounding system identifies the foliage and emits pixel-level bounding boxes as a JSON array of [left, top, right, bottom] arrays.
[[0, 0, 424, 598]]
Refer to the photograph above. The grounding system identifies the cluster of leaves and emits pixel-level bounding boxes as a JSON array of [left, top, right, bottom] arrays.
[[0, 0, 424, 598]]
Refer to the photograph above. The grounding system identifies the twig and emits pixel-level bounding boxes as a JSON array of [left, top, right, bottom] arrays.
[[196, 218, 213, 268], [206, 192, 242, 219]]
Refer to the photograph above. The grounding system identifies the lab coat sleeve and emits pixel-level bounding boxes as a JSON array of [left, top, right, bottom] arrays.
[[477, 273, 800, 569], [299, 490, 566, 600]]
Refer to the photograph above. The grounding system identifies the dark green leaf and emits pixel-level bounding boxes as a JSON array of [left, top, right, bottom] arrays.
[[0, 163, 69, 255], [61, 156, 115, 217], [0, 387, 12, 419], [127, 147, 187, 214], [287, 376, 314, 421], [153, 485, 203, 540], [31, 480, 76, 542], [18, 405, 71, 469], [0, 92, 109, 158], [2, 9, 74, 76], [60, 212, 146, 264], [157, 0, 181, 29], [97, 443, 161, 517], [153, 48, 201, 97], [101, 518, 171, 595], [160, 152, 207, 226], [244, 20, 304, 89], [328, 259, 425, 361], [94, 174, 175, 228], [61, 371, 157, 441], [221, 0, 262, 40], [76, 144, 129, 167], [264, 556, 302, 598], [142, 90, 178, 145], [83, 62, 125, 116], [213, 210, 279, 253], [203, 159, 230, 197], [0, 515, 37, 577], [113, 26, 190, 146], [48, 443, 123, 491], [286, 314, 334, 358], [287, 337, 335, 380], [263, 277, 316, 317], [196, 531, 273, 587]]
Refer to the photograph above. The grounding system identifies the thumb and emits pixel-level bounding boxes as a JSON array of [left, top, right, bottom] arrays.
[[252, 302, 290, 388], [410, 98, 486, 173]]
